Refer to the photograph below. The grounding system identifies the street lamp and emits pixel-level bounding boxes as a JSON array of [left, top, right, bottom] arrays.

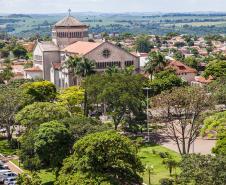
[[143, 87, 151, 142]]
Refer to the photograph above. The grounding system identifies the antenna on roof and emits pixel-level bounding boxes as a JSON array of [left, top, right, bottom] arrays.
[[68, 8, 71, 16]]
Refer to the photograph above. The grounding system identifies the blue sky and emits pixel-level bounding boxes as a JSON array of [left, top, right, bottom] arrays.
[[1, 0, 226, 14]]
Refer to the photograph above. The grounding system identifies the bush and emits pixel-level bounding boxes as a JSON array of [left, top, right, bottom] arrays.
[[160, 178, 174, 185], [159, 152, 170, 158]]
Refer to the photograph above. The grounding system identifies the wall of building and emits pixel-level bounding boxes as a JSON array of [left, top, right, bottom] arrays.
[[43, 51, 61, 81], [85, 42, 139, 72], [52, 27, 89, 47], [179, 73, 196, 83], [24, 71, 43, 79], [33, 44, 44, 70]]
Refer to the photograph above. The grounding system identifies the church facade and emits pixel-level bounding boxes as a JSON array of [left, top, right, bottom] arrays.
[[24, 13, 139, 88]]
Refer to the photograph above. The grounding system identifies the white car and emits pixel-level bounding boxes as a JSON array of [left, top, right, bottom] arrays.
[[0, 172, 17, 183], [4, 177, 17, 185], [0, 170, 11, 182]]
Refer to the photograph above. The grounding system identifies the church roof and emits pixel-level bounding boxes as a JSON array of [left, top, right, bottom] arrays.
[[54, 16, 87, 27], [62, 41, 102, 55], [38, 41, 59, 52]]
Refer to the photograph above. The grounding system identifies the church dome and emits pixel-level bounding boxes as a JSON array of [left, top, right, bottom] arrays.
[[54, 16, 87, 27]]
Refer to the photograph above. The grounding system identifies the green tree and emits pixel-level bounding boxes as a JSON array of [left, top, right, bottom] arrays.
[[212, 128, 226, 155], [0, 85, 29, 141], [144, 51, 167, 81], [179, 154, 226, 185], [135, 35, 153, 53], [18, 130, 41, 171], [148, 69, 184, 96], [61, 115, 111, 141], [12, 44, 27, 59], [203, 60, 226, 79], [208, 76, 226, 104], [34, 121, 72, 170], [57, 86, 84, 114], [66, 56, 95, 116], [15, 102, 70, 128], [17, 173, 42, 185], [184, 56, 199, 70], [85, 73, 147, 130], [23, 81, 57, 102], [162, 158, 178, 176], [56, 131, 144, 185]]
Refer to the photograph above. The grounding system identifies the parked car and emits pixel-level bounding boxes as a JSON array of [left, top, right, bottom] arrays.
[[0, 172, 17, 183], [0, 170, 11, 182], [3, 177, 16, 185]]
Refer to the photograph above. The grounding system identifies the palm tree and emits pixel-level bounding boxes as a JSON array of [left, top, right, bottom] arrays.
[[144, 51, 167, 81], [65, 56, 96, 116]]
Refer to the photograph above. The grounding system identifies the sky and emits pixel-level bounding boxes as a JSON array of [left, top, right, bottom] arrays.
[[1, 0, 226, 14]]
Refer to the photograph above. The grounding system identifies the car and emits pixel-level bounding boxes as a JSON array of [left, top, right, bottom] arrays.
[[3, 177, 16, 185], [0, 172, 17, 183], [0, 170, 11, 182]]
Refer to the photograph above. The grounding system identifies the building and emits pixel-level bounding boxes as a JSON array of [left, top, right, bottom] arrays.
[[167, 60, 197, 83], [25, 11, 139, 88]]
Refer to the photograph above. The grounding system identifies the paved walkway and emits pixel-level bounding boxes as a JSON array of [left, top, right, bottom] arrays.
[[5, 161, 23, 174], [161, 137, 216, 154]]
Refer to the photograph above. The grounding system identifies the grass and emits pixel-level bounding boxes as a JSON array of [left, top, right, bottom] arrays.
[[11, 159, 55, 185], [138, 145, 181, 185], [0, 139, 17, 156]]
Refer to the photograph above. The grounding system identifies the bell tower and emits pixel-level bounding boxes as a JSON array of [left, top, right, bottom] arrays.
[[52, 9, 89, 48]]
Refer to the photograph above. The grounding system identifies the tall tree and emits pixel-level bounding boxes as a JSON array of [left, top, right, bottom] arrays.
[[152, 87, 213, 154], [65, 56, 95, 116], [0, 85, 29, 141], [203, 60, 226, 79], [135, 34, 153, 53], [144, 51, 167, 81], [56, 131, 144, 185]]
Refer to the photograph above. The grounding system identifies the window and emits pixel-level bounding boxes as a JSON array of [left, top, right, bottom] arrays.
[[102, 49, 111, 58], [125, 60, 134, 67]]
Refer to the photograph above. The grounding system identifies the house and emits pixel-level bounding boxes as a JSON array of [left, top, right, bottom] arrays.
[[167, 60, 197, 83]]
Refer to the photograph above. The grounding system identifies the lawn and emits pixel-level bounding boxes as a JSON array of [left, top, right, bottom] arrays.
[[139, 145, 181, 185], [11, 159, 56, 185], [0, 139, 17, 156]]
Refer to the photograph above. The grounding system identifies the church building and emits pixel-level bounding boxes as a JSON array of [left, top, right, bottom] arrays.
[[24, 11, 139, 88]]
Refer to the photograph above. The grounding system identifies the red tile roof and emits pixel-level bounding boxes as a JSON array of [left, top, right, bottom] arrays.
[[24, 66, 42, 72], [168, 60, 197, 74], [195, 76, 213, 84], [62, 41, 102, 55]]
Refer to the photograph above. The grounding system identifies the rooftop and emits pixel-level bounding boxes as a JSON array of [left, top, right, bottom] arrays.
[[54, 16, 87, 27], [168, 60, 197, 74], [24, 66, 42, 72], [38, 41, 59, 52], [62, 41, 102, 55]]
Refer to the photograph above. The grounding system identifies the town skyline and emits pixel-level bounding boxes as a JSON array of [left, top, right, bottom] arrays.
[[1, 0, 226, 14]]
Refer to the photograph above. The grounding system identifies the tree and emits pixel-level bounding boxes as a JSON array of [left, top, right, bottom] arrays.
[[203, 60, 226, 79], [148, 69, 184, 96], [183, 56, 199, 70], [0, 47, 10, 58], [162, 158, 178, 176], [17, 173, 42, 185], [135, 35, 153, 53], [57, 86, 84, 114], [61, 115, 111, 141], [85, 73, 147, 130], [152, 87, 213, 154], [144, 51, 167, 81], [0, 85, 29, 141], [18, 130, 41, 171], [212, 128, 226, 155], [0, 64, 14, 83], [179, 154, 226, 185], [207, 76, 226, 104], [12, 44, 27, 59], [173, 50, 185, 61], [65, 56, 95, 116], [22, 81, 57, 102], [34, 121, 72, 170], [56, 131, 144, 185], [15, 102, 70, 128]]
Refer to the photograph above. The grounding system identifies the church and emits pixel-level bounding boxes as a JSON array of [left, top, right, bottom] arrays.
[[24, 11, 139, 88]]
